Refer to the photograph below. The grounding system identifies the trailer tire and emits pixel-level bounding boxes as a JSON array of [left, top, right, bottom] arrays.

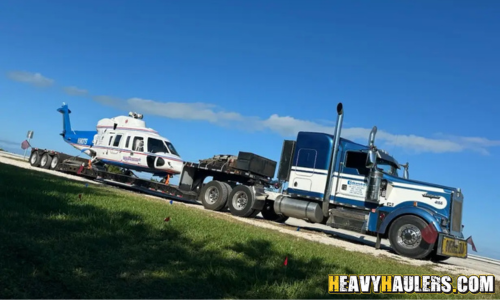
[[220, 182, 233, 211], [261, 200, 289, 223], [29, 151, 41, 167], [228, 185, 256, 217], [40, 153, 52, 169], [50, 154, 60, 170], [199, 180, 229, 211], [388, 215, 435, 259]]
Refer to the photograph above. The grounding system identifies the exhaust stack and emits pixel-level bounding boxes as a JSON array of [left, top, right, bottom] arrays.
[[322, 103, 344, 217], [368, 126, 377, 148]]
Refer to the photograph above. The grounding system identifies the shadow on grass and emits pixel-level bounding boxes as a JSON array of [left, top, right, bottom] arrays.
[[0, 164, 399, 298]]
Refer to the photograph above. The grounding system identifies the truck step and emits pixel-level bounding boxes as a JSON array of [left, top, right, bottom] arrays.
[[326, 207, 369, 233]]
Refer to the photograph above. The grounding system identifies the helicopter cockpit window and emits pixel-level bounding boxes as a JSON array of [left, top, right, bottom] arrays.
[[147, 138, 169, 154], [165, 141, 180, 156], [133, 137, 144, 152]]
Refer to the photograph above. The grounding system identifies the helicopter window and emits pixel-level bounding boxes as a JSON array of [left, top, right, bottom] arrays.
[[147, 138, 169, 154], [125, 136, 131, 149], [108, 135, 113, 146], [165, 141, 180, 156], [113, 135, 122, 147], [133, 137, 144, 152]]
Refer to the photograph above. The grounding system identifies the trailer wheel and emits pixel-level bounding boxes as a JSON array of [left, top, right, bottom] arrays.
[[39, 153, 53, 169], [261, 200, 289, 223], [388, 215, 435, 259], [199, 180, 229, 211], [50, 154, 60, 170], [29, 151, 41, 167], [220, 182, 233, 210], [228, 185, 256, 217]]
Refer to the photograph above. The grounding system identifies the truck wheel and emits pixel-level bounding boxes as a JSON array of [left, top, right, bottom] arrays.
[[220, 182, 233, 210], [199, 180, 229, 211], [430, 254, 450, 263], [50, 154, 60, 170], [261, 200, 289, 223], [228, 185, 256, 217], [40, 153, 53, 169], [388, 215, 435, 259], [29, 151, 41, 167]]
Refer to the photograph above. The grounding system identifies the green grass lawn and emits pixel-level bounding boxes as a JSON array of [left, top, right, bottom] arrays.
[[0, 162, 498, 299]]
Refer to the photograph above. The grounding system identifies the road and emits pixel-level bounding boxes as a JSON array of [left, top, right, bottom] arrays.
[[1, 150, 499, 278]]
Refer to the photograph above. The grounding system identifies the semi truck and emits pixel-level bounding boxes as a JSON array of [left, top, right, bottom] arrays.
[[27, 102, 470, 261]]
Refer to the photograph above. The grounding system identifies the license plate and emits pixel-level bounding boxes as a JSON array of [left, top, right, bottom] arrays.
[[441, 236, 467, 258]]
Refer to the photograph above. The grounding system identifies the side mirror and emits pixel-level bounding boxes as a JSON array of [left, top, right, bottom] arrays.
[[366, 149, 377, 169]]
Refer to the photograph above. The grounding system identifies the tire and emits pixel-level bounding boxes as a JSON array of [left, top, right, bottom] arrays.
[[388, 215, 435, 259], [50, 154, 60, 170], [227, 185, 257, 217], [261, 200, 289, 223], [430, 254, 450, 263], [40, 153, 52, 169], [220, 182, 233, 211], [199, 180, 229, 211], [29, 151, 41, 167]]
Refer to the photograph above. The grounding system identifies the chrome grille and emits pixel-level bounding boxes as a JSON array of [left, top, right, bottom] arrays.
[[451, 195, 463, 233]]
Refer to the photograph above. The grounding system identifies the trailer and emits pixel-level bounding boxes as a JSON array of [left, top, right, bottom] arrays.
[[27, 147, 288, 221], [27, 101, 473, 262]]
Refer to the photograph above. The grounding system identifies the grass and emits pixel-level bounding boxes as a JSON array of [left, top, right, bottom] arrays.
[[0, 162, 498, 299]]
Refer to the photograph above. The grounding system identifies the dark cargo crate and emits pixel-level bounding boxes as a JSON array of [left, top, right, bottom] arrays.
[[235, 151, 277, 178]]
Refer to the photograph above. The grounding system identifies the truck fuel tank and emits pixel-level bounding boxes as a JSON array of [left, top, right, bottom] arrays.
[[273, 195, 323, 223]]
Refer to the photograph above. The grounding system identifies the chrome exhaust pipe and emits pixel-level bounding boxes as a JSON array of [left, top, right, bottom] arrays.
[[368, 126, 377, 148], [322, 103, 344, 217]]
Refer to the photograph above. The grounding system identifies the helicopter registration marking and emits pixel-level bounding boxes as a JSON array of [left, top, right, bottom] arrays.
[[123, 156, 141, 162], [77, 138, 88, 145]]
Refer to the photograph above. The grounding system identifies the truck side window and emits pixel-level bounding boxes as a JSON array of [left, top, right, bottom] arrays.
[[344, 151, 370, 176]]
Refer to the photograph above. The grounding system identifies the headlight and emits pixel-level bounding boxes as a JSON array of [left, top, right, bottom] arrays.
[[441, 217, 449, 227]]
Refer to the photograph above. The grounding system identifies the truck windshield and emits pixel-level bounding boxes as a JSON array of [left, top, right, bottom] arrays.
[[377, 160, 399, 177], [164, 141, 180, 157]]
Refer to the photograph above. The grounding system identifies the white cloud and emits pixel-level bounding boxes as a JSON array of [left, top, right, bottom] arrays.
[[7, 71, 54, 87], [63, 86, 88, 96], [92, 96, 500, 155]]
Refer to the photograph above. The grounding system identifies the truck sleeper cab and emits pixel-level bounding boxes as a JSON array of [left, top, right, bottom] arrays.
[[273, 103, 470, 261]]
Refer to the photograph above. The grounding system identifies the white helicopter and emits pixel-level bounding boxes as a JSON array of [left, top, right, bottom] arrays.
[[57, 103, 184, 178]]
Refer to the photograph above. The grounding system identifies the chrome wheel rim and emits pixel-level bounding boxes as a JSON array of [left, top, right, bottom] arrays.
[[41, 155, 47, 166], [30, 153, 37, 164], [396, 224, 422, 250], [205, 186, 219, 204], [51, 157, 58, 169], [232, 192, 248, 210]]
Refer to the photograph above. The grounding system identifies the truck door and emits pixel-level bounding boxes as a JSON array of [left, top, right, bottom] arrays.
[[335, 150, 369, 202], [289, 148, 317, 192]]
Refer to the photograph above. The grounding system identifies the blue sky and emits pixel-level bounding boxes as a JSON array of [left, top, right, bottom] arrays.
[[1, 0, 499, 259]]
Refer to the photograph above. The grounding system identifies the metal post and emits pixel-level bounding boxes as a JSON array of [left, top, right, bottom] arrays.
[[23, 130, 34, 160]]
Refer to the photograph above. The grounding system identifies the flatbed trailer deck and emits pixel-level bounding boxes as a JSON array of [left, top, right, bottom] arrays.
[[27, 147, 287, 221]]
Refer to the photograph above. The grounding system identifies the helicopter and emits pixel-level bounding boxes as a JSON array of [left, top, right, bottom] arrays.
[[57, 103, 184, 178]]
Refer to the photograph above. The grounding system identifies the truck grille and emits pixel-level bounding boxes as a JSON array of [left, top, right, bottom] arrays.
[[451, 196, 463, 233]]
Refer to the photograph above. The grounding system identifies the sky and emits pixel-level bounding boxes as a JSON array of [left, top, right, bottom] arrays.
[[0, 0, 499, 259]]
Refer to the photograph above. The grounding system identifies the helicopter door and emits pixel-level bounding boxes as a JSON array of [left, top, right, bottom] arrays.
[[146, 137, 169, 170], [110, 134, 122, 155]]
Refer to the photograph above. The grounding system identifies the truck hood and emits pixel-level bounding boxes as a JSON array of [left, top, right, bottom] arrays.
[[384, 174, 459, 193]]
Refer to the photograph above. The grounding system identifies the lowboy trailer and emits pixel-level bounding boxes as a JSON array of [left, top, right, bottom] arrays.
[[27, 102, 472, 261]]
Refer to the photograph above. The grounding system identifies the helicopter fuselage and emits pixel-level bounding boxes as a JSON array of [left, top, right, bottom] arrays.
[[58, 104, 184, 177]]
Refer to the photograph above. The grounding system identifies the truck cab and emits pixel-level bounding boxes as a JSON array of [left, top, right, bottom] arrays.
[[273, 103, 469, 261]]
